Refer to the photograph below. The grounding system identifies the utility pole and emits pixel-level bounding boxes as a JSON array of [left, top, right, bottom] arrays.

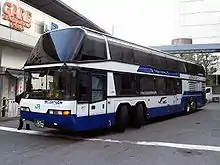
[[111, 24, 115, 36]]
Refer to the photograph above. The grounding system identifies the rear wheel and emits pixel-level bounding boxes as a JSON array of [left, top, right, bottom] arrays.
[[190, 100, 197, 112], [132, 103, 145, 128], [115, 105, 129, 132], [185, 99, 197, 114]]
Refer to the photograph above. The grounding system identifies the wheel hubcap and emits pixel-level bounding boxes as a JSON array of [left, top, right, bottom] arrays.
[[190, 102, 196, 109]]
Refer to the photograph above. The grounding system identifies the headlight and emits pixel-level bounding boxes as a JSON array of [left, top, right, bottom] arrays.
[[20, 107, 30, 111], [48, 109, 71, 116]]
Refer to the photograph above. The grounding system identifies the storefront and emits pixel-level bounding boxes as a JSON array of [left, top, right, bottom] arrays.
[[0, 0, 69, 118]]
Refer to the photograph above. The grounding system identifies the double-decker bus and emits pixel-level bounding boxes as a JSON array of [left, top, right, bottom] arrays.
[[20, 27, 206, 132]]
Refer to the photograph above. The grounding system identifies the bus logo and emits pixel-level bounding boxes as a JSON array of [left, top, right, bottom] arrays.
[[158, 97, 167, 104], [35, 104, 40, 109]]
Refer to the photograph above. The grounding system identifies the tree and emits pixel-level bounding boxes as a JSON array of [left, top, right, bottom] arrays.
[[180, 53, 219, 85]]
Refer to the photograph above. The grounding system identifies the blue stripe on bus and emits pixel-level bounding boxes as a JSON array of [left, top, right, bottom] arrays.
[[21, 111, 115, 131], [147, 105, 181, 118], [21, 91, 206, 131], [137, 66, 180, 77]]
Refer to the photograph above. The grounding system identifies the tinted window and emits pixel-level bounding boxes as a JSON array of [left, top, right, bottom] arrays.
[[26, 28, 85, 65], [152, 55, 166, 70], [175, 79, 182, 94], [79, 36, 107, 60], [185, 62, 195, 75], [165, 78, 175, 94], [178, 61, 187, 73], [109, 42, 134, 63], [133, 49, 152, 66], [91, 74, 106, 102], [166, 58, 178, 72], [139, 76, 156, 95], [78, 72, 90, 102], [197, 65, 205, 76], [155, 77, 166, 95], [114, 73, 137, 95]]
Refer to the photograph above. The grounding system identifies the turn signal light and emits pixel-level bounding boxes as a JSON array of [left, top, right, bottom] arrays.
[[62, 110, 71, 116], [48, 109, 71, 116]]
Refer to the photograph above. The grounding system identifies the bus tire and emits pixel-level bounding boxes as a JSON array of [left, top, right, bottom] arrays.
[[185, 99, 197, 114], [190, 99, 197, 112], [133, 103, 145, 128], [185, 101, 191, 115], [115, 105, 129, 132]]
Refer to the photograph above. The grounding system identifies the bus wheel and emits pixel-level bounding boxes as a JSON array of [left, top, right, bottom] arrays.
[[185, 100, 196, 114], [190, 100, 197, 112], [185, 102, 191, 114], [133, 103, 145, 128], [115, 105, 129, 132]]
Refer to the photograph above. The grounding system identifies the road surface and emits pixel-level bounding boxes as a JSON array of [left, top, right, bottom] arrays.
[[0, 103, 220, 165]]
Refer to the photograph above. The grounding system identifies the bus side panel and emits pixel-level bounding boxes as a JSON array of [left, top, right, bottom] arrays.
[[147, 95, 179, 118], [74, 113, 115, 131], [111, 96, 181, 119]]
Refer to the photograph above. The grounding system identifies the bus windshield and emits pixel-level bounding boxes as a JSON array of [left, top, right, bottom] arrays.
[[25, 28, 85, 65], [25, 69, 76, 100]]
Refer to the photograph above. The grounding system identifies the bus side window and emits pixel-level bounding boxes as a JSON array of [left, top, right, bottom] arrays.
[[78, 72, 90, 102], [175, 79, 182, 94], [91, 74, 106, 102], [165, 78, 175, 95], [155, 77, 166, 95], [139, 76, 157, 95], [114, 73, 137, 95], [80, 36, 107, 60]]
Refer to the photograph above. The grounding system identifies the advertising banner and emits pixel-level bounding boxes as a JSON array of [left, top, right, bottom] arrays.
[[0, 0, 35, 33]]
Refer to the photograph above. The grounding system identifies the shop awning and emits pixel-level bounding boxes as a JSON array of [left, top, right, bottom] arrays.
[[6, 69, 24, 79]]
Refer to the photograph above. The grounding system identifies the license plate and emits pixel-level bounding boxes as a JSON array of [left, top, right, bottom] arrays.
[[34, 120, 44, 128]]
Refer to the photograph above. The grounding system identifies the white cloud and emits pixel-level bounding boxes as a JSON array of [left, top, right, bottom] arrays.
[[62, 0, 179, 46]]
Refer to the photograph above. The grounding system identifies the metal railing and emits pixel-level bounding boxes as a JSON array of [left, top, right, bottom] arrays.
[[0, 98, 20, 118]]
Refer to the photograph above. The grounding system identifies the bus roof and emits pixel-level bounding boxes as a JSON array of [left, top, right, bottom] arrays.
[[37, 26, 197, 66]]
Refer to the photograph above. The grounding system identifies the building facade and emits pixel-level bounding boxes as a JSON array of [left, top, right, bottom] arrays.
[[179, 0, 220, 44], [0, 0, 70, 118]]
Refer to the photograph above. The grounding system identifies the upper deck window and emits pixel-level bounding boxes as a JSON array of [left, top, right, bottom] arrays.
[[25, 28, 85, 65], [76, 36, 107, 60], [109, 41, 134, 63]]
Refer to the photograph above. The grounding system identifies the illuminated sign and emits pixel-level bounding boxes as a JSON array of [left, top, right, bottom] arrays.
[[1, 1, 32, 31]]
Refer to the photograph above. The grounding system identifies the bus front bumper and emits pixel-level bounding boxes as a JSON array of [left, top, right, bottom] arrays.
[[20, 111, 76, 130]]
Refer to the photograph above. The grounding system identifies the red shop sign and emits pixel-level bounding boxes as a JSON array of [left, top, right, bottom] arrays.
[[2, 1, 32, 31]]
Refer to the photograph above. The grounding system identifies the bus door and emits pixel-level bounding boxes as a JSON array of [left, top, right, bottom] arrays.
[[77, 71, 107, 125], [89, 73, 107, 116]]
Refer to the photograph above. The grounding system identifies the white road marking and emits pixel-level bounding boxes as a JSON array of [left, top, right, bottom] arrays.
[[1, 126, 220, 152]]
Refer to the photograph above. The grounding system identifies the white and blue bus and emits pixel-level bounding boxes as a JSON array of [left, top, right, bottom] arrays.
[[20, 27, 206, 132]]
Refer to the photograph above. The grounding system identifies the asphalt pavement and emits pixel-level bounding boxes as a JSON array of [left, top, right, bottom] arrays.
[[0, 103, 220, 165]]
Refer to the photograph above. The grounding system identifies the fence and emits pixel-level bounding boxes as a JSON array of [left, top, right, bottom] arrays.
[[0, 98, 20, 118]]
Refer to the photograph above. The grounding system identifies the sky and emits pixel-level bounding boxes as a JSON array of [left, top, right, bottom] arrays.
[[61, 0, 180, 46]]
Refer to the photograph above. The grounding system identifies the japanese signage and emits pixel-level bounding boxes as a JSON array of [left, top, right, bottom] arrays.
[[0, 0, 68, 36], [1, 1, 32, 31], [44, 22, 59, 32]]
